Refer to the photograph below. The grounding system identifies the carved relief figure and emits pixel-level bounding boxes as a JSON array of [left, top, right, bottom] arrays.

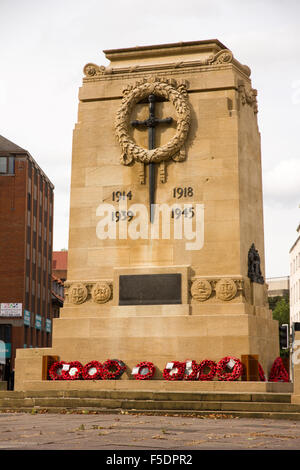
[[69, 283, 88, 305], [91, 282, 112, 304], [191, 279, 212, 302], [215, 279, 237, 301]]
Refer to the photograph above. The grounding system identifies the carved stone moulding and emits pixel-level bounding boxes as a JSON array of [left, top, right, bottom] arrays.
[[64, 280, 113, 305], [190, 277, 245, 302], [114, 75, 191, 166], [215, 278, 237, 301], [82, 48, 251, 79], [238, 80, 258, 114], [190, 279, 212, 302], [68, 283, 88, 305], [91, 282, 112, 304]]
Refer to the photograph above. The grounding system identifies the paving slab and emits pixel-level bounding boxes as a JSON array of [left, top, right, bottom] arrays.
[[0, 411, 300, 450]]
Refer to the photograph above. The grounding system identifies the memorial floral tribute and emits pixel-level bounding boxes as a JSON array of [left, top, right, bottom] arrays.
[[268, 357, 289, 382], [183, 360, 199, 381], [82, 360, 103, 380], [258, 362, 266, 382], [101, 359, 126, 380], [163, 361, 185, 381], [132, 361, 156, 380], [62, 361, 84, 380], [48, 361, 69, 380], [216, 356, 243, 381], [197, 359, 217, 381]]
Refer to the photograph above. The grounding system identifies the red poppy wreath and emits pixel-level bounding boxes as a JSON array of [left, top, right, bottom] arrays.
[[132, 361, 155, 380], [62, 361, 83, 380], [102, 359, 126, 380], [48, 361, 69, 381], [163, 361, 185, 381], [216, 356, 243, 381], [258, 362, 266, 382], [197, 359, 217, 381], [183, 360, 199, 381], [82, 360, 103, 380], [268, 357, 289, 382]]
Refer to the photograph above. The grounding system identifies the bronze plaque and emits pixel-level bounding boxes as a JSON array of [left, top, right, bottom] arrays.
[[119, 274, 182, 305]]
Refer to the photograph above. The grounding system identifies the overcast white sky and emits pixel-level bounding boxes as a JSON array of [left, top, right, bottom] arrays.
[[0, 0, 299, 278]]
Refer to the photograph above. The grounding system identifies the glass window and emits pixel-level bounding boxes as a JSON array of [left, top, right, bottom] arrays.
[[0, 157, 7, 173], [8, 157, 14, 173], [0, 156, 14, 174]]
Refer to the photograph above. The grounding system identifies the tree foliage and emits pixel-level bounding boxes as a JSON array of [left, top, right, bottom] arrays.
[[272, 297, 290, 326]]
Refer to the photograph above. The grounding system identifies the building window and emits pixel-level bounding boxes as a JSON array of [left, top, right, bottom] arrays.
[[24, 326, 28, 346], [0, 156, 15, 174]]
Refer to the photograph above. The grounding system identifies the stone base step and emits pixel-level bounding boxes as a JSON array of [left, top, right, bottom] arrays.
[[0, 388, 298, 420], [0, 405, 300, 421], [1, 387, 298, 420], [0, 397, 297, 412], [0, 389, 292, 403]]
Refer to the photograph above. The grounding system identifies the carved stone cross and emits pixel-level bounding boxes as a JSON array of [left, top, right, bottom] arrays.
[[131, 94, 173, 222]]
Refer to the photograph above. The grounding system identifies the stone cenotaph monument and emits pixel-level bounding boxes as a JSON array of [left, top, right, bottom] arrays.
[[15, 40, 279, 390]]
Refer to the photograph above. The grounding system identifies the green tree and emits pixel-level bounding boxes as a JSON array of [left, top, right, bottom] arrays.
[[272, 298, 290, 326]]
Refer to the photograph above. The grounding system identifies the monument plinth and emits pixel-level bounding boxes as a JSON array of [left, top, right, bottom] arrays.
[[15, 40, 279, 390]]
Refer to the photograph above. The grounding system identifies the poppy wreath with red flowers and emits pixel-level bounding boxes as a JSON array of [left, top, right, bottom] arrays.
[[163, 361, 185, 381], [197, 359, 217, 381], [258, 363, 266, 382], [62, 361, 83, 380], [82, 361, 103, 380], [133, 361, 156, 380], [102, 359, 126, 380], [216, 356, 243, 381], [183, 360, 199, 381], [268, 357, 289, 382], [48, 361, 69, 381]]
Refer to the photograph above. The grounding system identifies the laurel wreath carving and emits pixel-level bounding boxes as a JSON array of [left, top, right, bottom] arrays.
[[114, 77, 191, 165]]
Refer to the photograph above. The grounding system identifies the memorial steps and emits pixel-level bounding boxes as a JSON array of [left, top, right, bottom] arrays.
[[0, 385, 299, 420]]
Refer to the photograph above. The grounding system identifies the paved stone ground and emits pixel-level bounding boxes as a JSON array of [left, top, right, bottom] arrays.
[[0, 411, 300, 451]]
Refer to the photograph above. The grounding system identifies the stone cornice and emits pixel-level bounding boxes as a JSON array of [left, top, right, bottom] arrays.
[[83, 49, 251, 82]]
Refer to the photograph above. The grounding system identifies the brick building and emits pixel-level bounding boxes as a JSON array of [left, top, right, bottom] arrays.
[[0, 135, 54, 386], [52, 250, 68, 282], [51, 274, 64, 320]]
